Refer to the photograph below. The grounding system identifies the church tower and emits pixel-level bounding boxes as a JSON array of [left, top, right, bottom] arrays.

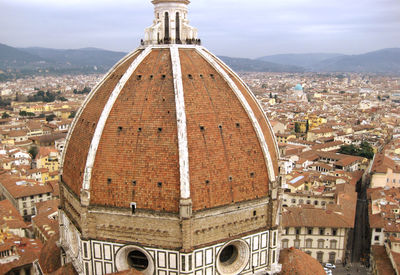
[[59, 1, 282, 274]]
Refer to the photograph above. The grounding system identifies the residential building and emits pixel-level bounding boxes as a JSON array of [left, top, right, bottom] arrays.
[[0, 175, 54, 221]]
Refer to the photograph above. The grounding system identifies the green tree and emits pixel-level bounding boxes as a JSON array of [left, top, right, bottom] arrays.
[[83, 87, 91, 94], [338, 144, 359, 156], [58, 96, 68, 102], [46, 114, 56, 122], [1, 112, 10, 119], [294, 122, 301, 133], [359, 141, 374, 159], [19, 110, 27, 116], [28, 146, 38, 159], [338, 141, 374, 159], [68, 111, 76, 119]]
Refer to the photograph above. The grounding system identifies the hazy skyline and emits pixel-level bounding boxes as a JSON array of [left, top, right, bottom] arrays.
[[1, 0, 400, 58]]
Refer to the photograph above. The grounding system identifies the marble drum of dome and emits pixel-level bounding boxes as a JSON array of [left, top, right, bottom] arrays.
[[58, 1, 282, 275]]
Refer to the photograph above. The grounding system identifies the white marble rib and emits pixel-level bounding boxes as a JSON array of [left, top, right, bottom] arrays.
[[196, 47, 276, 182], [170, 45, 191, 199], [82, 47, 153, 192]]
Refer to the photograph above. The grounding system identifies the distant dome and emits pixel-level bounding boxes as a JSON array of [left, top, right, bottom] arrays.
[[294, 84, 303, 91]]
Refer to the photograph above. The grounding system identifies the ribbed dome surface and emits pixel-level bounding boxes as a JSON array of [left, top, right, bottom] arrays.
[[62, 45, 279, 213]]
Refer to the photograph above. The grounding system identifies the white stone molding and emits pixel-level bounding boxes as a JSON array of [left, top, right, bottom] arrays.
[[196, 47, 276, 182], [81, 47, 153, 193], [60, 49, 142, 172], [66, 228, 272, 275], [170, 46, 191, 200]]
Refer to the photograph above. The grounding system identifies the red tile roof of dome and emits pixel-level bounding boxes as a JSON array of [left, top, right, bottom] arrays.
[[62, 46, 279, 213]]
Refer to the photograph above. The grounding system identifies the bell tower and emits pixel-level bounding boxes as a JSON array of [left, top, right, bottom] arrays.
[[144, 0, 200, 45]]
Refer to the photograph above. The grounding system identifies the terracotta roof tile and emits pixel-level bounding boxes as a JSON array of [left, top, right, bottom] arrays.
[[0, 199, 27, 229], [0, 174, 53, 199], [279, 248, 325, 275], [371, 245, 396, 275]]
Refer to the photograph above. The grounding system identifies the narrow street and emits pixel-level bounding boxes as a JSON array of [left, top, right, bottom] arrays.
[[351, 175, 370, 266]]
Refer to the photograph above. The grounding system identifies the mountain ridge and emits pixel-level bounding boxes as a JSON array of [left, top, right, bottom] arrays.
[[1, 43, 400, 78]]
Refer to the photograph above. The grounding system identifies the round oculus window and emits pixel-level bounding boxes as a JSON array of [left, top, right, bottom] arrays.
[[216, 240, 250, 275], [115, 245, 154, 275]]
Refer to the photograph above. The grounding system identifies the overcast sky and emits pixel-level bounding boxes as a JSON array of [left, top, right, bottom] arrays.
[[1, 0, 399, 58]]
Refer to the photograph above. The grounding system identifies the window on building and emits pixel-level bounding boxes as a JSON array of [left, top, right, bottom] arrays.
[[164, 12, 170, 40], [175, 12, 180, 41], [30, 195, 34, 199], [330, 240, 337, 249], [328, 252, 336, 264], [321, 201, 326, 206], [319, 228, 325, 235], [272, 250, 276, 264], [307, 228, 313, 235], [305, 239, 313, 248], [282, 239, 289, 249], [306, 200, 311, 204], [332, 228, 337, 236], [294, 239, 300, 249], [318, 240, 325, 249], [299, 199, 304, 204], [22, 202, 26, 208], [317, 252, 324, 263], [291, 199, 296, 203], [314, 200, 318, 205], [23, 210, 27, 216], [295, 228, 301, 235], [376, 228, 382, 232], [130, 203, 136, 215], [22, 197, 26, 201], [374, 236, 380, 241], [306, 251, 312, 256]]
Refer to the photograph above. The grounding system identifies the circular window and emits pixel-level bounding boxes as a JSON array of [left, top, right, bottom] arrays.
[[115, 245, 154, 275], [216, 240, 250, 275], [127, 250, 149, 271], [219, 245, 238, 265]]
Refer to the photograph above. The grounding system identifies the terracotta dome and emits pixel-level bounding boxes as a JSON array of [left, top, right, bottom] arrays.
[[62, 46, 279, 212], [59, 1, 282, 274]]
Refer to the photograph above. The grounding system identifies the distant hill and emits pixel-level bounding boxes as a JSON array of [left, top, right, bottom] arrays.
[[257, 49, 400, 74], [219, 56, 304, 73], [0, 43, 127, 76], [258, 53, 344, 68], [312, 48, 400, 74], [0, 43, 43, 67], [1, 43, 400, 79], [20, 47, 127, 69]]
